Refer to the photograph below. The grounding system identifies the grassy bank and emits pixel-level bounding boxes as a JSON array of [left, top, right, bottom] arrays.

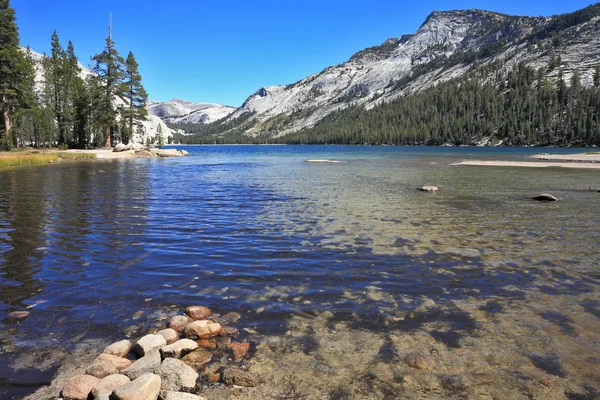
[[0, 151, 96, 169]]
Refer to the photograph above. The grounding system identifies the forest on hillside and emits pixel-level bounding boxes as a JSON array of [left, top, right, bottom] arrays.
[[175, 60, 600, 147]]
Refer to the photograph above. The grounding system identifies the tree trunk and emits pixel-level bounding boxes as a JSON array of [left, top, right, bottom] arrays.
[[2, 95, 11, 142], [105, 125, 111, 148]]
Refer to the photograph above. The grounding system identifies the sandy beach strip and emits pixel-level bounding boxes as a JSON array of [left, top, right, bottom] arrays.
[[456, 160, 600, 169], [529, 152, 600, 162]]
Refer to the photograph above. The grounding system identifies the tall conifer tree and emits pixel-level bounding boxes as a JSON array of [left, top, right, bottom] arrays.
[[0, 0, 28, 148], [91, 18, 124, 148], [121, 51, 148, 144]]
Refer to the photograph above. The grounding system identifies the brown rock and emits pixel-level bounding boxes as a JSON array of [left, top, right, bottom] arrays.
[[183, 321, 222, 339], [228, 342, 250, 359], [221, 326, 239, 337], [158, 328, 179, 345], [169, 315, 192, 333], [62, 374, 100, 400], [197, 339, 216, 349], [104, 340, 132, 357], [184, 306, 212, 321], [540, 378, 553, 387], [112, 373, 161, 400], [86, 358, 118, 379], [221, 367, 261, 387], [404, 353, 430, 370], [215, 336, 231, 348], [221, 312, 241, 323], [181, 348, 213, 368], [96, 353, 134, 371]]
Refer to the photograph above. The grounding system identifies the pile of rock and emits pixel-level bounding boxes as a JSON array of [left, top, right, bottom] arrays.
[[61, 306, 258, 400]]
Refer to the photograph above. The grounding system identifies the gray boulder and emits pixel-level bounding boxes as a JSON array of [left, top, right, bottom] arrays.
[[122, 350, 162, 380], [157, 358, 199, 392], [112, 373, 161, 400], [132, 334, 167, 357]]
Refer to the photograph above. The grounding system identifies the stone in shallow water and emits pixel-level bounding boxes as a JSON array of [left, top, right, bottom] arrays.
[[417, 185, 438, 192], [183, 321, 222, 339], [104, 339, 132, 357], [122, 350, 162, 380], [404, 352, 431, 370], [91, 374, 130, 400], [221, 367, 261, 387], [184, 306, 212, 321], [132, 334, 167, 357], [228, 342, 250, 359], [160, 339, 199, 359], [112, 373, 161, 400], [532, 193, 558, 201], [158, 328, 180, 345], [220, 312, 241, 323], [181, 348, 213, 368], [169, 315, 192, 333], [157, 358, 199, 392], [62, 374, 100, 400]]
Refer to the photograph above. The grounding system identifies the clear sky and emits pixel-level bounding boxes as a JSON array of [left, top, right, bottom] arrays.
[[11, 0, 597, 107]]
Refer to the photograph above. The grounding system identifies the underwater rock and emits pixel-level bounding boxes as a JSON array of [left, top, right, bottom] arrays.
[[221, 367, 261, 387], [184, 306, 212, 321], [181, 348, 213, 368], [228, 342, 250, 359]]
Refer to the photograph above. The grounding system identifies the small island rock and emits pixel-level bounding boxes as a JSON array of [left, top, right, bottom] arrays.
[[532, 193, 558, 201], [417, 185, 438, 192]]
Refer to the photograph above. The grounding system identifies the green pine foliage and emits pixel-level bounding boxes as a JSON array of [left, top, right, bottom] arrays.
[[121, 51, 148, 144], [0, 0, 31, 149], [91, 35, 125, 148]]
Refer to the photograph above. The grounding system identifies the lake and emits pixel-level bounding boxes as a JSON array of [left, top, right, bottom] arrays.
[[1, 145, 599, 399]]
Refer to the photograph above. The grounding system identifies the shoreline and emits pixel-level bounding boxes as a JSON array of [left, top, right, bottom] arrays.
[[456, 152, 600, 169]]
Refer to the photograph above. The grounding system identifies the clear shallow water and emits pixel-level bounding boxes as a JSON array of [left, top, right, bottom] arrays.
[[0, 145, 599, 399]]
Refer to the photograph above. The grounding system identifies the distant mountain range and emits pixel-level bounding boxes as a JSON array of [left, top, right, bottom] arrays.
[[187, 3, 600, 142], [147, 99, 235, 125]]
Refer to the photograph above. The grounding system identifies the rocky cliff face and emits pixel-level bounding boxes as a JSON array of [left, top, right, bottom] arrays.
[[222, 6, 600, 137], [147, 99, 236, 125]]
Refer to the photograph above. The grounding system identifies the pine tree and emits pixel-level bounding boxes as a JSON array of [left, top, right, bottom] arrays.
[[0, 0, 28, 149], [594, 64, 600, 87], [156, 123, 164, 148], [13, 47, 37, 147], [121, 51, 148, 144], [91, 22, 125, 148]]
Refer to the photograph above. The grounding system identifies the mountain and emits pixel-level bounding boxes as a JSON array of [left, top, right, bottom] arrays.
[[147, 99, 236, 124], [201, 4, 600, 140]]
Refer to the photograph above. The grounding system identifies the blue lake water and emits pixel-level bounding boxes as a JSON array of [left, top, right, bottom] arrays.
[[1, 145, 599, 399]]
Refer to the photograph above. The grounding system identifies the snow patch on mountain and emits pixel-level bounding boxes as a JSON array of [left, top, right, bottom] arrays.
[[147, 99, 236, 124]]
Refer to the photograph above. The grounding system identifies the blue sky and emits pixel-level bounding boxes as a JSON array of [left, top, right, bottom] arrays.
[[12, 0, 596, 107]]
